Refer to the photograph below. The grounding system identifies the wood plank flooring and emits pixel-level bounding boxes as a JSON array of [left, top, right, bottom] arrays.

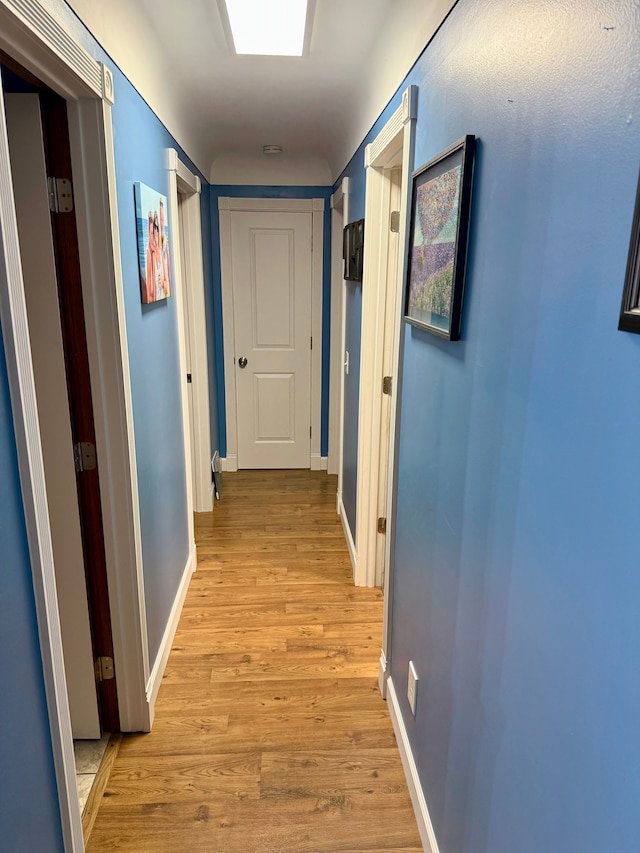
[[86, 470, 421, 852]]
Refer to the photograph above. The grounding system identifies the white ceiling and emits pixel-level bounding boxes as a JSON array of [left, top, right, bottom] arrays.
[[64, 0, 455, 181]]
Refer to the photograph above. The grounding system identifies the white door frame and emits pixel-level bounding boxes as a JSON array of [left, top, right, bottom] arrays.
[[218, 196, 324, 471], [354, 86, 417, 599], [5, 91, 101, 739], [330, 178, 358, 571], [328, 177, 349, 479], [0, 2, 150, 849], [166, 149, 212, 517]]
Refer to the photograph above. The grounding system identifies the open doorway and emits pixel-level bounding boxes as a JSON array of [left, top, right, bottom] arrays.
[[3, 67, 119, 736], [170, 155, 213, 514], [352, 87, 417, 699]]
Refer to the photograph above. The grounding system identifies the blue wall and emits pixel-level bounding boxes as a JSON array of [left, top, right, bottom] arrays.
[[0, 329, 64, 852], [110, 71, 192, 662], [341, 0, 640, 850], [209, 185, 332, 458], [51, 0, 218, 664]]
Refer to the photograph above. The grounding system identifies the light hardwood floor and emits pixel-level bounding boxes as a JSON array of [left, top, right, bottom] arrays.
[[87, 470, 422, 852]]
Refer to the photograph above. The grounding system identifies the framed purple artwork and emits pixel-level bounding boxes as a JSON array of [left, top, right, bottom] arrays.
[[405, 135, 476, 340]]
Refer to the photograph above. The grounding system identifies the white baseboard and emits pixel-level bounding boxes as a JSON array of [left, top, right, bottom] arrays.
[[221, 454, 237, 472], [223, 454, 327, 472], [337, 493, 357, 577], [379, 650, 388, 698], [145, 544, 196, 728], [310, 453, 328, 471], [387, 676, 440, 853]]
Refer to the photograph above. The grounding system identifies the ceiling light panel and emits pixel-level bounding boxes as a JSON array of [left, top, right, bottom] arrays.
[[225, 0, 308, 56]]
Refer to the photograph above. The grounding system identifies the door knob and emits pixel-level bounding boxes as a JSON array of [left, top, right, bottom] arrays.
[[238, 356, 248, 368]]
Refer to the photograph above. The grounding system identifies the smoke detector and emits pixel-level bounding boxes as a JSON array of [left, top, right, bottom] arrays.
[[263, 145, 283, 155]]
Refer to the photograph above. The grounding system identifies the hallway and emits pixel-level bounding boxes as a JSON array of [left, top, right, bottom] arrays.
[[86, 470, 421, 852]]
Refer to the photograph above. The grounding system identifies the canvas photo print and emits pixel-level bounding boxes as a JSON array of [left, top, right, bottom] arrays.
[[135, 181, 172, 304]]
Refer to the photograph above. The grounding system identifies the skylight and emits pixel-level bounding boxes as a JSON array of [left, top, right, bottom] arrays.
[[224, 0, 309, 56]]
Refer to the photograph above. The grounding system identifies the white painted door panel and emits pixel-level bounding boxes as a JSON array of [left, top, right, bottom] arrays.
[[231, 211, 312, 468]]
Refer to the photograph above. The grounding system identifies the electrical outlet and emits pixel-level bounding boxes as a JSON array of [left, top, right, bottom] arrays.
[[407, 660, 418, 716]]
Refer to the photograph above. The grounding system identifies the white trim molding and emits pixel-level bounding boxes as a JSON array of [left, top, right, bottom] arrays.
[[387, 676, 441, 853], [380, 87, 418, 692], [355, 86, 417, 592], [167, 149, 212, 514], [0, 0, 105, 101], [220, 197, 319, 213], [328, 177, 349, 485], [218, 196, 324, 470], [310, 453, 328, 471], [310, 198, 324, 466], [166, 153, 196, 550], [0, 74, 84, 853], [220, 454, 238, 473], [338, 492, 357, 576], [378, 649, 388, 697], [145, 544, 196, 728]]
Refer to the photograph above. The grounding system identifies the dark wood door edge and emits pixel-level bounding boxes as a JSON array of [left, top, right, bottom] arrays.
[[39, 91, 120, 732]]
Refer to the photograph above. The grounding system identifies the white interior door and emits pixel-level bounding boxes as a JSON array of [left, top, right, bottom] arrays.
[[230, 210, 312, 469], [5, 93, 100, 738]]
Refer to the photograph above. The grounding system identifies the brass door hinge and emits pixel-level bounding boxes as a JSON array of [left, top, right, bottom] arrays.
[[95, 656, 115, 682], [48, 177, 74, 213], [74, 441, 96, 473], [377, 517, 387, 534], [382, 376, 393, 396]]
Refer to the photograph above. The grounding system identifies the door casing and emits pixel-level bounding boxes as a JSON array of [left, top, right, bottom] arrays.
[[167, 150, 212, 514], [351, 87, 417, 696], [331, 179, 359, 572], [5, 89, 102, 739], [329, 177, 349, 482]]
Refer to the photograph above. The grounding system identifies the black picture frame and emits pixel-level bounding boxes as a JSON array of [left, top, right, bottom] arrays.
[[404, 135, 476, 341], [343, 218, 364, 282], [618, 171, 640, 334]]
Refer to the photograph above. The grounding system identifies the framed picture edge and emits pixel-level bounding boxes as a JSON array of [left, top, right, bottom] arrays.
[[404, 133, 476, 342], [134, 180, 171, 305], [618, 168, 640, 334], [343, 218, 365, 282]]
